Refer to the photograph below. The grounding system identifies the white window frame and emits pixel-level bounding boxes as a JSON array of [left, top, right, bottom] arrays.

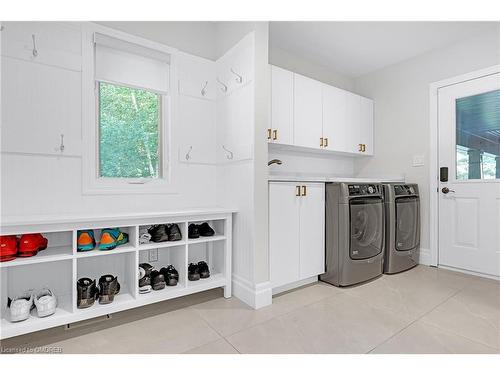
[[82, 23, 179, 195]]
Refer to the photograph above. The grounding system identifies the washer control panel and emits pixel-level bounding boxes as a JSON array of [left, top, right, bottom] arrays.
[[394, 185, 417, 196], [348, 184, 381, 196]]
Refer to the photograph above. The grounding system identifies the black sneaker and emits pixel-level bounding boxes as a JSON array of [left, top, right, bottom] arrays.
[[149, 224, 169, 242], [77, 278, 98, 309], [98, 275, 120, 304], [199, 222, 215, 237], [151, 270, 166, 290], [168, 224, 182, 241], [198, 261, 210, 278], [160, 265, 179, 286], [139, 263, 153, 294], [188, 224, 200, 239], [188, 263, 200, 281]]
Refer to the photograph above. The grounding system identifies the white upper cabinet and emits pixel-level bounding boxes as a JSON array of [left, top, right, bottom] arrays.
[[270, 65, 294, 145], [1, 22, 82, 71], [293, 73, 323, 150], [269, 65, 374, 156], [322, 84, 348, 152]]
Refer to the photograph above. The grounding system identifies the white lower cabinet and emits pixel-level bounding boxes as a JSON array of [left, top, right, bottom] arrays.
[[269, 182, 325, 290]]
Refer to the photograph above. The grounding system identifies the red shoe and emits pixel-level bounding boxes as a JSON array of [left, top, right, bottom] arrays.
[[0, 235, 18, 262], [18, 233, 48, 257]]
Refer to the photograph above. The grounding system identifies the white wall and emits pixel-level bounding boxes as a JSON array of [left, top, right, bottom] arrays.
[[96, 21, 217, 61], [353, 26, 500, 252]]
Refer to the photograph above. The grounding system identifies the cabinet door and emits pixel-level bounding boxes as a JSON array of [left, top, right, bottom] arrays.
[[269, 182, 301, 288], [271, 65, 294, 145], [346, 92, 362, 154], [359, 96, 374, 155], [299, 183, 325, 279], [322, 84, 348, 152], [293, 74, 323, 149], [1, 57, 82, 156]]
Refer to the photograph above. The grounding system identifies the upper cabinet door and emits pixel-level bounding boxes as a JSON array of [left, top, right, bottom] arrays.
[[359, 96, 374, 155], [322, 84, 348, 152], [293, 74, 323, 149], [346, 92, 362, 154], [271, 65, 294, 145]]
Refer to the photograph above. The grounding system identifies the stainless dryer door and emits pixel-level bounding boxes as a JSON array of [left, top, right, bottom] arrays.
[[395, 196, 420, 251], [349, 197, 384, 260]]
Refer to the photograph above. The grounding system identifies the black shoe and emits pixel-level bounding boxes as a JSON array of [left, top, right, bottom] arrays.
[[148, 224, 169, 242], [77, 278, 98, 309], [198, 261, 210, 278], [188, 263, 200, 281], [160, 265, 179, 286], [168, 224, 182, 241], [188, 224, 200, 239], [199, 222, 215, 237], [98, 275, 120, 304], [151, 270, 166, 290], [139, 263, 153, 294]]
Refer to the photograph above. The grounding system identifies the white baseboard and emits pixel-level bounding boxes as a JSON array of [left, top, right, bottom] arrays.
[[418, 247, 433, 266], [272, 276, 318, 295], [438, 265, 500, 281], [232, 274, 272, 309]]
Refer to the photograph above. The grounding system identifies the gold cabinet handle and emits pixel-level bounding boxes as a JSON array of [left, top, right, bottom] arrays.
[[324, 138, 328, 148], [272, 129, 278, 141], [362, 144, 366, 152], [301, 185, 307, 196], [296, 186, 301, 196], [267, 128, 272, 140], [320, 137, 324, 147], [358, 144, 363, 152]]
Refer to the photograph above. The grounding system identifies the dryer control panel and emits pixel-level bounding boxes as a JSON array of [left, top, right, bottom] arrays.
[[394, 185, 417, 196], [348, 184, 381, 196]]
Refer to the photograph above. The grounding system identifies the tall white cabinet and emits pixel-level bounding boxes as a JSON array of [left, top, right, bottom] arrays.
[[269, 182, 325, 291]]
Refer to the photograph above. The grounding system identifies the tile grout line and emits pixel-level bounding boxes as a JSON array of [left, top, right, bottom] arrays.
[[366, 286, 464, 353]]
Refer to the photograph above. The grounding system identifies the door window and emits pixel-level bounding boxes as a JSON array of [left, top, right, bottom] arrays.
[[456, 89, 500, 180]]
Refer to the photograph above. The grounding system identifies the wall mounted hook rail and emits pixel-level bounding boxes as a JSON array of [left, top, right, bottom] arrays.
[[222, 145, 234, 160], [32, 34, 38, 57], [230, 68, 243, 84], [216, 77, 228, 93]]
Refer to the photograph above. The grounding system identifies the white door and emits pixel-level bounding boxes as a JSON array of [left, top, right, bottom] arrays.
[[269, 182, 301, 288], [299, 183, 325, 279], [322, 84, 348, 152], [438, 72, 500, 277], [271, 65, 294, 145], [293, 73, 323, 149]]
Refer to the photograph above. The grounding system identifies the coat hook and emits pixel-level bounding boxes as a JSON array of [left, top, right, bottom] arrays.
[[230, 68, 243, 84], [201, 81, 208, 97], [59, 134, 65, 152], [222, 145, 234, 160], [216, 77, 228, 93], [32, 34, 38, 57], [185, 145, 193, 160]]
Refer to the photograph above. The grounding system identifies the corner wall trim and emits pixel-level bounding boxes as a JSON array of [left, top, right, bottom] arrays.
[[418, 247, 433, 266], [232, 274, 272, 309]]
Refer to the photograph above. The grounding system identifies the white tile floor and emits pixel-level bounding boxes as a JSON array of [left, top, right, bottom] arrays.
[[2, 265, 499, 354]]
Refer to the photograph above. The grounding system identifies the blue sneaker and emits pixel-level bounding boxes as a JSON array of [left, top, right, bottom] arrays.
[[99, 228, 129, 251]]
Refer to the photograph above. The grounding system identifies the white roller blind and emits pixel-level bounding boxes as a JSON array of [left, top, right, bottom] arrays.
[[94, 33, 170, 94]]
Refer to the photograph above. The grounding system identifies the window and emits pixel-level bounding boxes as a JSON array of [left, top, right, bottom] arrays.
[[98, 82, 161, 179], [83, 30, 173, 194]]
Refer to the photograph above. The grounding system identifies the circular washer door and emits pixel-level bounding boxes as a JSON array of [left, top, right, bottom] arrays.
[[395, 196, 420, 251], [349, 197, 384, 260]]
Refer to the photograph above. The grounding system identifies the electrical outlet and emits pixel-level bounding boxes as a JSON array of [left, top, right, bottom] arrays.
[[149, 249, 158, 262], [413, 155, 424, 167]]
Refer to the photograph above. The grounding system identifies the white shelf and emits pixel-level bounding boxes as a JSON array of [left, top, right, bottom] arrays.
[[187, 273, 225, 289], [137, 283, 186, 304], [188, 235, 226, 244], [75, 244, 136, 258], [0, 246, 73, 268], [138, 241, 186, 251]]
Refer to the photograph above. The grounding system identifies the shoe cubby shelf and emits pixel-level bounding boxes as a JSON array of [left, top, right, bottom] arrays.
[[0, 209, 234, 339]]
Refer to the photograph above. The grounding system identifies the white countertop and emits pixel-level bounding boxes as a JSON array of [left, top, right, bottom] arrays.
[[268, 173, 405, 183]]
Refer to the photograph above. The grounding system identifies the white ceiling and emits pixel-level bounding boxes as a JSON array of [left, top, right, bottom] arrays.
[[269, 22, 498, 78]]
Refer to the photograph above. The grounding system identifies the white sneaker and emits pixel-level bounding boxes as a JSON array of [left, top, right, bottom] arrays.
[[34, 288, 57, 318], [8, 290, 34, 322]]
